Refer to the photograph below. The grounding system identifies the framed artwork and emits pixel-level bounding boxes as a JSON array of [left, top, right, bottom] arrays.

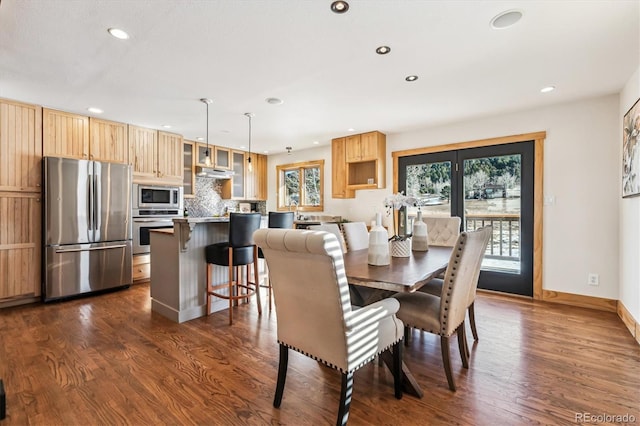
[[623, 97, 640, 198]]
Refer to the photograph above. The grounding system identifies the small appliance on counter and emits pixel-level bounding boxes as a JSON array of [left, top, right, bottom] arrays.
[[239, 202, 251, 213]]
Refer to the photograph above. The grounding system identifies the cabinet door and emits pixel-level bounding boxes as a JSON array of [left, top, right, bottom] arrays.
[[157, 131, 183, 182], [129, 125, 157, 180], [255, 154, 268, 200], [0, 192, 41, 301], [183, 140, 195, 198], [344, 134, 362, 162], [0, 100, 43, 192], [359, 131, 381, 161], [331, 138, 354, 198], [231, 150, 245, 199], [89, 118, 128, 163], [214, 146, 231, 169], [43, 108, 89, 159], [195, 143, 213, 166]]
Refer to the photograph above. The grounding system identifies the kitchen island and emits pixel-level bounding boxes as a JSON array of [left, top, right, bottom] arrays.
[[149, 217, 266, 323]]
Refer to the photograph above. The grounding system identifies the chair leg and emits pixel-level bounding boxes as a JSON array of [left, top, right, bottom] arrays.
[[392, 342, 403, 399], [337, 371, 354, 426], [469, 302, 479, 341], [273, 344, 288, 408], [228, 250, 234, 325], [253, 246, 262, 315], [206, 264, 212, 316], [440, 336, 456, 392], [404, 325, 411, 347], [457, 323, 469, 369]]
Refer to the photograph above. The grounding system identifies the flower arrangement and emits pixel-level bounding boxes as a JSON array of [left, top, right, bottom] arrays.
[[383, 192, 416, 241]]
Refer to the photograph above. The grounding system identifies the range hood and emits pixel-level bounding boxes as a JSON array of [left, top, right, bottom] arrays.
[[195, 166, 235, 179]]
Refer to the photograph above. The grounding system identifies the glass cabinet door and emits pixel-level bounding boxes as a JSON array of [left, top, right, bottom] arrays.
[[183, 141, 195, 197], [232, 151, 245, 199], [214, 146, 231, 169]]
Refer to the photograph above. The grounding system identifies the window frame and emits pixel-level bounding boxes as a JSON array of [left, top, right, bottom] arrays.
[[276, 160, 324, 212]]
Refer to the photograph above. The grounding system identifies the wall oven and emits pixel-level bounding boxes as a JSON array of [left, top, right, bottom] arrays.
[[132, 184, 183, 254]]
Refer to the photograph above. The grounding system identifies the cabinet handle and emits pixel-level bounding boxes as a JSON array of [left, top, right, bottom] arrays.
[[36, 183, 41, 187], [36, 198, 40, 202]]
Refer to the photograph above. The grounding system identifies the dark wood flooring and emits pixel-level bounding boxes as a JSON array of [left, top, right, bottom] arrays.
[[1, 284, 638, 425]]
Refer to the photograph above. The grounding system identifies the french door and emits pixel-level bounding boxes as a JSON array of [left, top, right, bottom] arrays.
[[398, 141, 534, 296]]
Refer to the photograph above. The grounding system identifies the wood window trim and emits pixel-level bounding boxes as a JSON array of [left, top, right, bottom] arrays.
[[392, 131, 546, 301], [276, 160, 325, 212]]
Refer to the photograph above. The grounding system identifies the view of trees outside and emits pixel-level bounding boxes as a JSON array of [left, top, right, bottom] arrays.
[[283, 166, 321, 207]]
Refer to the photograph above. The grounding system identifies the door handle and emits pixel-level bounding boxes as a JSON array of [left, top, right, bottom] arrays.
[[55, 244, 127, 253]]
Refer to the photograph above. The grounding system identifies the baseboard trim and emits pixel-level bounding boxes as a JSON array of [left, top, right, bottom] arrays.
[[541, 289, 617, 312], [617, 300, 640, 345]]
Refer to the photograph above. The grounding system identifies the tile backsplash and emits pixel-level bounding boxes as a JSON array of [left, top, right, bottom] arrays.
[[184, 176, 265, 217]]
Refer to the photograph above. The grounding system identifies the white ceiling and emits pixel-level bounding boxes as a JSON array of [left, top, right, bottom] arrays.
[[1, 0, 638, 154]]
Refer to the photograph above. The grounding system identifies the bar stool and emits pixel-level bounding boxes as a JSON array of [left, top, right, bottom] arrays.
[[206, 212, 262, 325], [258, 211, 294, 310]]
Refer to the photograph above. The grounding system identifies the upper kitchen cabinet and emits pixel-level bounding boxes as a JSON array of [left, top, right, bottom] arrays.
[[43, 108, 89, 160], [89, 117, 128, 163], [214, 146, 231, 170], [157, 131, 183, 182], [331, 137, 355, 199], [345, 130, 386, 190], [129, 127, 183, 184], [245, 153, 267, 200], [221, 150, 245, 199], [0, 99, 43, 192], [183, 140, 195, 198]]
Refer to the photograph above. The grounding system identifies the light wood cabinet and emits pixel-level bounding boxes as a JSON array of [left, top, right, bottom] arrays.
[[89, 117, 128, 163], [132, 254, 150, 283], [157, 131, 183, 182], [0, 100, 43, 192], [0, 192, 41, 302], [183, 140, 195, 198], [130, 127, 182, 184], [195, 143, 213, 166], [214, 146, 231, 169], [221, 150, 246, 199], [345, 131, 386, 190], [43, 108, 90, 160], [245, 153, 267, 200], [331, 137, 355, 199]]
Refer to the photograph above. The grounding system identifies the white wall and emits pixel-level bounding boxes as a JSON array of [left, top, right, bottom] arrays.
[[267, 94, 621, 299], [620, 65, 640, 324]]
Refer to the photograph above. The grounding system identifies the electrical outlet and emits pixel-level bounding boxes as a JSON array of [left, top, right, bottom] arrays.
[[588, 273, 599, 286]]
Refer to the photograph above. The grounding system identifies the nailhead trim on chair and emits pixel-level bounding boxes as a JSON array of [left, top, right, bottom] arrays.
[[440, 233, 466, 334], [277, 340, 400, 374]]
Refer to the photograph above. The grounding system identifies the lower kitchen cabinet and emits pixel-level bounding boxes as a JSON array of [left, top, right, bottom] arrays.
[[0, 192, 41, 304], [133, 254, 151, 283]]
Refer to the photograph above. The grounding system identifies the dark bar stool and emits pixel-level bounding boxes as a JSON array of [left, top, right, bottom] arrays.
[[206, 212, 262, 325], [258, 212, 295, 310]]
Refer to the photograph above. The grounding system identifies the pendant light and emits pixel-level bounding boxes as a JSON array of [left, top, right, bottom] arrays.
[[244, 112, 254, 173], [200, 98, 212, 166]]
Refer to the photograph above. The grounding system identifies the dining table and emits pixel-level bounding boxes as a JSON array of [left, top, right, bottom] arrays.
[[343, 245, 453, 398]]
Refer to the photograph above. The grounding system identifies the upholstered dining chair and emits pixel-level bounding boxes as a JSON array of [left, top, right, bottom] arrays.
[[341, 221, 370, 251], [258, 211, 295, 310], [393, 226, 492, 391], [308, 223, 347, 253], [205, 212, 262, 325], [254, 228, 404, 426]]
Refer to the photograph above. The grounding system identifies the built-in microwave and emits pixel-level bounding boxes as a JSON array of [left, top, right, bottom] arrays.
[[132, 184, 182, 214]]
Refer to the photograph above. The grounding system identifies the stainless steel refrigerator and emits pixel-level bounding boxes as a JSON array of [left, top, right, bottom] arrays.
[[43, 157, 133, 301]]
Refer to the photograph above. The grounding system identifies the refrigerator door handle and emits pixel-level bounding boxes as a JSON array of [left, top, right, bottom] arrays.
[[54, 244, 128, 253], [87, 173, 94, 232], [93, 173, 101, 234]]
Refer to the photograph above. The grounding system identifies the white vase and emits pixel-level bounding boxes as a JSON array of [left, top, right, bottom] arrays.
[[412, 210, 429, 251], [391, 238, 411, 257], [368, 213, 390, 265]]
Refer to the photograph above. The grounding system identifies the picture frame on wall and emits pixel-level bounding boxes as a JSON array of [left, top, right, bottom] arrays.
[[623, 97, 640, 198]]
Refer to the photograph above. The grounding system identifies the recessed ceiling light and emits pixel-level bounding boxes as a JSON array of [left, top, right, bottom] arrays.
[[87, 107, 103, 114], [240, 146, 246, 149], [107, 28, 130, 40], [162, 125, 172, 129], [330, 1, 349, 14], [540, 86, 555, 93], [313, 141, 319, 145], [376, 46, 391, 55], [490, 10, 523, 30], [265, 97, 284, 105], [196, 137, 204, 141], [263, 150, 269, 154], [405, 75, 418, 82], [347, 128, 355, 132]]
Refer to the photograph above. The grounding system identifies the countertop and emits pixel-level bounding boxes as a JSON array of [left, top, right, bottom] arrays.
[[149, 228, 174, 234], [173, 217, 230, 223]]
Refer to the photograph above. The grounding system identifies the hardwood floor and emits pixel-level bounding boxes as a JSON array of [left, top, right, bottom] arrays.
[[1, 284, 638, 425]]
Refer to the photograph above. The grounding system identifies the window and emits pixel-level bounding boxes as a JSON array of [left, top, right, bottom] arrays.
[[277, 160, 324, 211]]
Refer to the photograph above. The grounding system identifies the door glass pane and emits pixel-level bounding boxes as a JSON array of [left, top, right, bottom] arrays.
[[404, 161, 452, 221], [284, 169, 300, 207], [463, 154, 521, 274], [303, 167, 321, 206]]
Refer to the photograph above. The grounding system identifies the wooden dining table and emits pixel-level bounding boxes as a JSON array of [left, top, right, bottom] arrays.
[[342, 245, 453, 398]]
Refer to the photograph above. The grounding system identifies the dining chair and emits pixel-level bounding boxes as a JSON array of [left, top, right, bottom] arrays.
[[308, 223, 347, 253], [341, 222, 370, 251], [254, 228, 404, 426], [258, 211, 295, 310], [205, 212, 262, 325], [393, 226, 492, 391]]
